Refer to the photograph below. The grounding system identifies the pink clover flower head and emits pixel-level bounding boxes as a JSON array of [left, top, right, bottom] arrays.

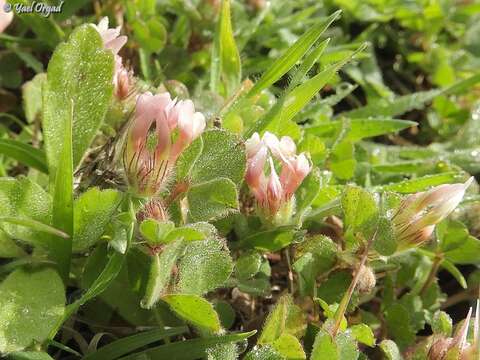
[[123, 92, 205, 196], [245, 131, 311, 217]]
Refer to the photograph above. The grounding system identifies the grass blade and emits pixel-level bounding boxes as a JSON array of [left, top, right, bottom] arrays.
[[246, 44, 367, 137], [83, 327, 189, 360], [247, 10, 341, 98], [305, 118, 416, 140], [343, 73, 480, 118], [0, 139, 48, 173], [0, 217, 68, 239], [211, 0, 241, 96], [119, 331, 257, 360], [49, 100, 74, 281], [380, 172, 465, 193]]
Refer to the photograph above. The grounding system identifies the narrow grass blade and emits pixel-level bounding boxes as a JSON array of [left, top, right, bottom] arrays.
[[246, 44, 367, 137], [0, 217, 68, 239], [210, 0, 241, 96], [83, 327, 189, 360], [380, 172, 465, 193], [0, 139, 48, 173], [247, 10, 341, 98], [305, 118, 416, 140], [343, 73, 480, 118], [119, 331, 256, 360], [48, 100, 74, 282], [289, 38, 330, 89]]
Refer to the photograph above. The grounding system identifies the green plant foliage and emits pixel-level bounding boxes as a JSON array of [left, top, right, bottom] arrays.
[[163, 294, 221, 333], [0, 267, 65, 353], [2, 1, 480, 358], [42, 24, 114, 175]]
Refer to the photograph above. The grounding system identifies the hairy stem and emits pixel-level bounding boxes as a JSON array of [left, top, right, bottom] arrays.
[[331, 231, 377, 337]]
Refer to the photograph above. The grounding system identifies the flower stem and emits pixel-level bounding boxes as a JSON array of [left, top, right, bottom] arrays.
[[419, 254, 442, 296], [331, 230, 377, 337]]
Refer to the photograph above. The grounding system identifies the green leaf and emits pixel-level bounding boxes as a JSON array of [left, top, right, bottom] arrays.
[[306, 118, 416, 140], [0, 217, 67, 239], [7, 352, 54, 360], [293, 235, 337, 295], [384, 304, 416, 349], [186, 130, 246, 185], [381, 172, 465, 193], [73, 188, 122, 252], [64, 246, 125, 323], [244, 346, 283, 360], [343, 73, 480, 119], [444, 235, 480, 265], [83, 327, 188, 360], [235, 251, 262, 280], [335, 332, 359, 360], [176, 135, 204, 181], [131, 18, 167, 53], [341, 185, 378, 233], [0, 139, 48, 174], [272, 333, 306, 359], [187, 178, 239, 222], [141, 239, 185, 309], [43, 24, 114, 175], [343, 90, 440, 118], [379, 340, 402, 360], [49, 99, 73, 281], [243, 228, 296, 252], [259, 294, 306, 345], [0, 267, 65, 353], [0, 230, 25, 258], [165, 226, 206, 243], [249, 45, 366, 137], [437, 220, 470, 252], [22, 73, 46, 124], [139, 219, 175, 245], [119, 331, 256, 360], [374, 216, 397, 256], [211, 0, 241, 96], [163, 294, 221, 332], [350, 324, 375, 347], [248, 11, 341, 97], [289, 38, 330, 88], [177, 238, 233, 295], [431, 311, 452, 337], [440, 259, 467, 289], [0, 177, 51, 245], [330, 140, 356, 180], [311, 329, 338, 360], [294, 168, 321, 222]]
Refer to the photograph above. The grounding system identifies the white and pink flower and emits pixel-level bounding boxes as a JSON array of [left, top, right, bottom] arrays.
[[393, 177, 473, 248], [123, 92, 205, 196], [245, 131, 311, 217], [92, 17, 130, 99]]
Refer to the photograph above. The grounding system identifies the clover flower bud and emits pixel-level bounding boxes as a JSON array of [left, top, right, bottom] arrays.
[[428, 306, 475, 360], [122, 92, 205, 196], [356, 265, 376, 293], [393, 177, 473, 249], [245, 131, 311, 224], [137, 199, 169, 223], [0, 0, 13, 33]]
